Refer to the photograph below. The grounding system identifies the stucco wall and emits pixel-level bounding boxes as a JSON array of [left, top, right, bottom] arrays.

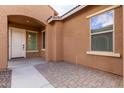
[[46, 21, 63, 61], [0, 5, 123, 76], [0, 15, 8, 69], [0, 5, 56, 69], [41, 50, 46, 59], [122, 5, 124, 87], [62, 5, 123, 75], [0, 5, 56, 24]]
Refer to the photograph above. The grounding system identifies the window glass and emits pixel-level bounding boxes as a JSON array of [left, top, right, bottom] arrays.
[[27, 32, 37, 50], [91, 32, 113, 51], [91, 11, 113, 33], [90, 11, 114, 52], [42, 32, 45, 49]]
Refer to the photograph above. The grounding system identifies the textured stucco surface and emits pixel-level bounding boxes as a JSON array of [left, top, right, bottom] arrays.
[[62, 6, 123, 75], [47, 5, 123, 76], [0, 5, 123, 76], [0, 5, 56, 69]]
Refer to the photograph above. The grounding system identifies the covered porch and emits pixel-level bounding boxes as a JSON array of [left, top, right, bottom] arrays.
[[8, 15, 46, 61]]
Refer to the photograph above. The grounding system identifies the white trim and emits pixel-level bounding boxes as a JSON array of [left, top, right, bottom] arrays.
[[113, 10, 115, 52], [89, 18, 91, 51], [48, 5, 87, 23], [89, 10, 115, 52], [86, 5, 120, 18], [91, 30, 113, 35], [26, 50, 39, 52], [42, 30, 45, 32], [26, 30, 39, 33], [86, 51, 120, 57], [9, 27, 12, 60], [41, 49, 46, 51]]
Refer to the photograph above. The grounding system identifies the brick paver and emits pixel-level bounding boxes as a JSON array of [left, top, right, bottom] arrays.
[[0, 69, 12, 88], [35, 62, 123, 88]]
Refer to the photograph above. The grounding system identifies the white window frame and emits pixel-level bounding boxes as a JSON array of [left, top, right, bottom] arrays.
[[41, 30, 46, 50], [89, 10, 115, 52]]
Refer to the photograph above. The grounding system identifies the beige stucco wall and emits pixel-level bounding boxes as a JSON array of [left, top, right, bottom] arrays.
[[0, 5, 57, 69], [48, 5, 123, 76], [46, 21, 63, 62], [0, 5, 123, 76], [62, 5, 123, 75], [0, 5, 57, 24], [0, 15, 8, 69], [123, 5, 124, 87]]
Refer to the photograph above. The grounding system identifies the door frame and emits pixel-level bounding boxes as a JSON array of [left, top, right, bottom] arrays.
[[9, 27, 26, 59]]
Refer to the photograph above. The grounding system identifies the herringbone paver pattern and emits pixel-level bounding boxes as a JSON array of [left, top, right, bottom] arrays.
[[35, 62, 122, 88]]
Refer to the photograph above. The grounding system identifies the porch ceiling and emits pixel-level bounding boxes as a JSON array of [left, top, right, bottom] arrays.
[[8, 15, 45, 29]]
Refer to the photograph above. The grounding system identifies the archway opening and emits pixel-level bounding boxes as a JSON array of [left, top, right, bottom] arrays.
[[8, 15, 46, 66]]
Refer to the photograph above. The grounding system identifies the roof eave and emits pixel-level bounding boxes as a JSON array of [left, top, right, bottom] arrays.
[[48, 5, 87, 23]]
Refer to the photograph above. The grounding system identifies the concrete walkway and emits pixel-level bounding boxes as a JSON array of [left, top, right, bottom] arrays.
[[8, 58, 54, 88]]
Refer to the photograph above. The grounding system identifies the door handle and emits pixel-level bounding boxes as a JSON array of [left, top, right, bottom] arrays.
[[22, 44, 24, 50]]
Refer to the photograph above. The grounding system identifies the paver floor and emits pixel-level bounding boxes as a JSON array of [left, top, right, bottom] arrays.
[[8, 58, 123, 88], [35, 62, 123, 88], [0, 69, 12, 88]]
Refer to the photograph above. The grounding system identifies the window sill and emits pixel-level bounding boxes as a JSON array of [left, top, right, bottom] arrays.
[[26, 50, 39, 52], [41, 49, 46, 51], [86, 51, 120, 57]]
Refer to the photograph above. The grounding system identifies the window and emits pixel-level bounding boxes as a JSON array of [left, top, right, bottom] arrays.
[[90, 10, 114, 52], [27, 32, 38, 50], [42, 31, 45, 49]]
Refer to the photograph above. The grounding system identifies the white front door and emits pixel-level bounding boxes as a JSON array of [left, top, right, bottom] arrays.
[[10, 27, 26, 58]]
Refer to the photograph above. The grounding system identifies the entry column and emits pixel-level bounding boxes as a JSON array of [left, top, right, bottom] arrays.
[[53, 21, 63, 61], [46, 21, 63, 62], [0, 15, 8, 69]]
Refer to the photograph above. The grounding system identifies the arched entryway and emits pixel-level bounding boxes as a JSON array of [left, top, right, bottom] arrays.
[[8, 15, 46, 65]]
